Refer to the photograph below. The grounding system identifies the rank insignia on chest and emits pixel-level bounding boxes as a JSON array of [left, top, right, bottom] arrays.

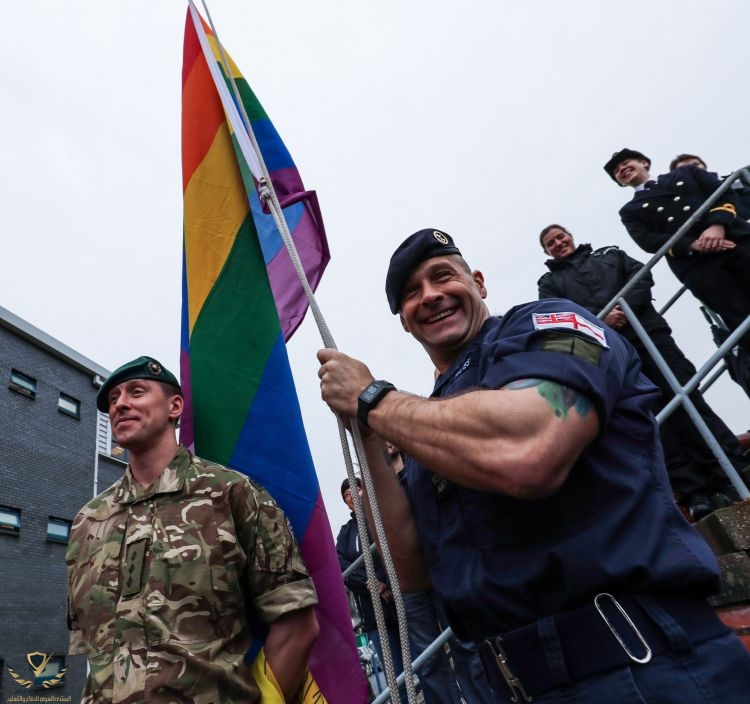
[[122, 539, 148, 598]]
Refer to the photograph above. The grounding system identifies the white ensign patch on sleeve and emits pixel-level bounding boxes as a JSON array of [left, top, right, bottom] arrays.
[[532, 311, 609, 348]]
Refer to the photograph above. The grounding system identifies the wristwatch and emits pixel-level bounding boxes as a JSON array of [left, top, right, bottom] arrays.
[[357, 380, 396, 428]]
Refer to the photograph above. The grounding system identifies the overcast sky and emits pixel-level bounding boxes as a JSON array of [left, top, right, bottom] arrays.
[[3, 0, 749, 531]]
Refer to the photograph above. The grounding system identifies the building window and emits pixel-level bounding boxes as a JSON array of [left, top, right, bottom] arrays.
[[9, 369, 36, 398], [110, 438, 129, 463], [47, 517, 71, 543], [0, 506, 21, 535], [97, 411, 128, 464], [58, 393, 81, 419]]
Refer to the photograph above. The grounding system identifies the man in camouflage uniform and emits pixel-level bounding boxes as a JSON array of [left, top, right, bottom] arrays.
[[66, 356, 319, 704]]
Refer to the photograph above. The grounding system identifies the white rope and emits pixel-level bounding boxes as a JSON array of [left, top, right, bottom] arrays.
[[189, 2, 417, 700]]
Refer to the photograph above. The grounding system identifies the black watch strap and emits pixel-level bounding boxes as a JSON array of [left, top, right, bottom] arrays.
[[357, 380, 396, 428]]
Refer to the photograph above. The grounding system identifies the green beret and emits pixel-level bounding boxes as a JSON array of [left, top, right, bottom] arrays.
[[96, 356, 181, 412], [385, 228, 461, 314]]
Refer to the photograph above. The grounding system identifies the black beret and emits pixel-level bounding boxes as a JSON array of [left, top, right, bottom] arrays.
[[385, 229, 461, 314], [340, 476, 361, 497], [603, 148, 651, 183], [96, 356, 181, 412]]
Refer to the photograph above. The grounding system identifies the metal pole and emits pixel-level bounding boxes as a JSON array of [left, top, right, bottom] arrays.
[[620, 299, 750, 499], [371, 627, 455, 704]]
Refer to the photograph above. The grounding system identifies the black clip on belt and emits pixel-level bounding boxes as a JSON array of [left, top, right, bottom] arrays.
[[484, 635, 532, 702]]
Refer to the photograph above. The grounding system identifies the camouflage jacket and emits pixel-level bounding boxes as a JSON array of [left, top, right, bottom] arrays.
[[66, 446, 318, 704]]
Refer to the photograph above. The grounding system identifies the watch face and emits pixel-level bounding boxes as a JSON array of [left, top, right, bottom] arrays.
[[361, 383, 381, 403], [358, 381, 394, 428]]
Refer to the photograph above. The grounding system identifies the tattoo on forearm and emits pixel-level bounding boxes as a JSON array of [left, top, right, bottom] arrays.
[[504, 378, 592, 419]]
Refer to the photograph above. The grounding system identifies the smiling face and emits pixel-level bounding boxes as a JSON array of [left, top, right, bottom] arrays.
[[398, 255, 489, 371], [107, 378, 183, 452], [542, 227, 576, 259], [613, 157, 651, 187]]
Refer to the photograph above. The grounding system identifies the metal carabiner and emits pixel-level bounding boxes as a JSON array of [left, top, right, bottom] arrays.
[[594, 593, 652, 664], [487, 636, 533, 702]]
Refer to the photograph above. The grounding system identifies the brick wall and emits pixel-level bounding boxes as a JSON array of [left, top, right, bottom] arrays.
[[0, 326, 123, 700]]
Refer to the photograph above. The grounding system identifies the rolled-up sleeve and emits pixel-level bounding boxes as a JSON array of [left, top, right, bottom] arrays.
[[235, 481, 318, 624]]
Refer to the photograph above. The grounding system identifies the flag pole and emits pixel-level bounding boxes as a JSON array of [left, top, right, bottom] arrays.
[[196, 0, 335, 351], [186, 4, 417, 699]]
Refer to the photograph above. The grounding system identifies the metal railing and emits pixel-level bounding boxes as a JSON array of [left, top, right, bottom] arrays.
[[343, 541, 460, 702], [599, 165, 750, 319], [599, 164, 750, 499]]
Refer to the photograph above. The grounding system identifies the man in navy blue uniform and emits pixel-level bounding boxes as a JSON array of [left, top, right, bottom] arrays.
[[668, 153, 750, 220], [605, 147, 750, 356], [537, 224, 745, 519], [318, 228, 750, 702]]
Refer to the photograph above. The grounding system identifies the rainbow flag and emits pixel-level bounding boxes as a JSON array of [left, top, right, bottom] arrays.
[[180, 5, 365, 703]]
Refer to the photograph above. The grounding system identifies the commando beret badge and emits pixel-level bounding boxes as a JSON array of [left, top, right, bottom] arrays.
[[96, 356, 181, 412], [603, 148, 651, 184], [385, 229, 461, 314]]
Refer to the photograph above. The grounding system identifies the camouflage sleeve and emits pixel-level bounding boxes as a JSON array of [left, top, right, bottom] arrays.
[[232, 480, 318, 624], [65, 514, 90, 656]]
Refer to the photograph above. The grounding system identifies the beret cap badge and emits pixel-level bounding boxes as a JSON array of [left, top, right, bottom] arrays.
[[96, 355, 181, 412], [385, 228, 462, 314]]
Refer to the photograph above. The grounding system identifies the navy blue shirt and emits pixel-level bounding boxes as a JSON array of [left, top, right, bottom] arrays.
[[403, 299, 720, 641]]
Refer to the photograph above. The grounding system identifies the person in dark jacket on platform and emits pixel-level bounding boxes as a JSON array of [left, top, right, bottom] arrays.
[[538, 224, 745, 519], [604, 147, 750, 356]]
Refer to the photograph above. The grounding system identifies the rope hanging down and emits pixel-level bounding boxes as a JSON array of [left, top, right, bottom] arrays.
[[193, 2, 418, 700]]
